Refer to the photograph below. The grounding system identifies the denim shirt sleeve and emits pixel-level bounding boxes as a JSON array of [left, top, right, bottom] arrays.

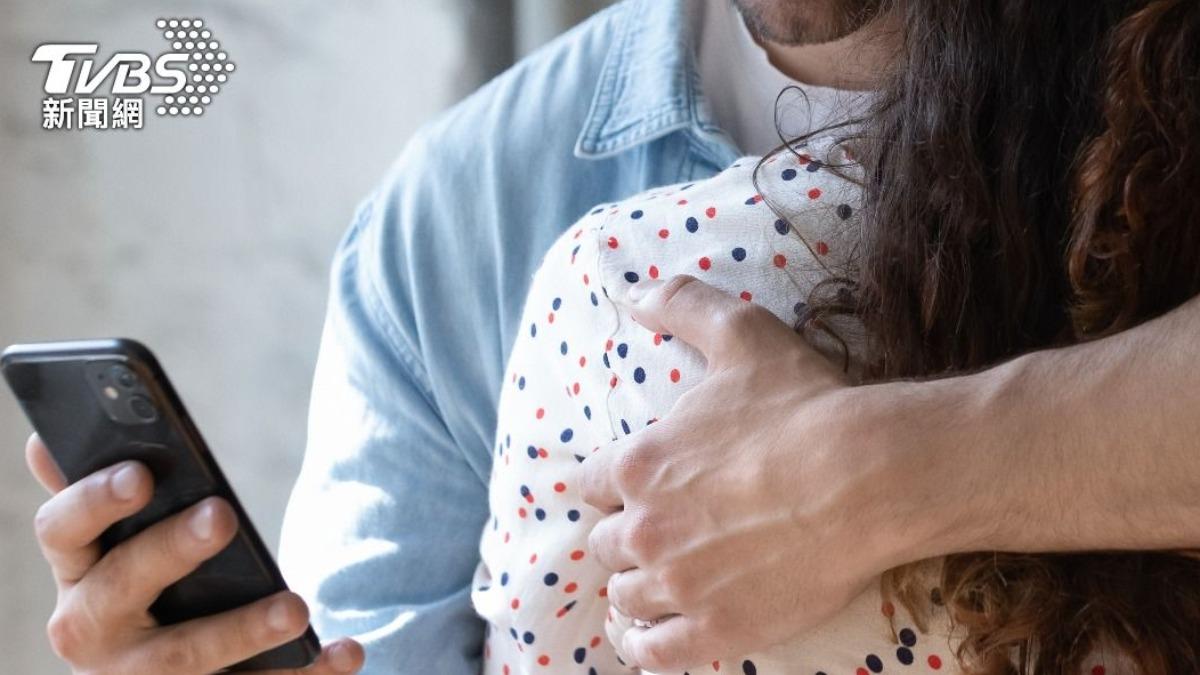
[[277, 183, 491, 674], [276, 1, 733, 671]]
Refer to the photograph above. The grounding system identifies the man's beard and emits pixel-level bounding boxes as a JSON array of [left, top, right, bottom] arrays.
[[732, 0, 886, 46]]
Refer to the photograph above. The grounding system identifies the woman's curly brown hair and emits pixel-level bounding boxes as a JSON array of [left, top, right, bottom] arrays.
[[762, 0, 1200, 672]]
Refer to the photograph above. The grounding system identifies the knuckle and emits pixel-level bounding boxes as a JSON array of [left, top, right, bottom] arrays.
[[625, 510, 663, 561], [634, 638, 673, 672], [657, 565, 692, 605], [33, 500, 60, 547], [613, 444, 647, 491], [45, 608, 85, 661], [156, 631, 201, 673]]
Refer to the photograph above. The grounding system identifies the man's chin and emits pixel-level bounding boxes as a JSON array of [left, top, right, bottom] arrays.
[[731, 0, 884, 47]]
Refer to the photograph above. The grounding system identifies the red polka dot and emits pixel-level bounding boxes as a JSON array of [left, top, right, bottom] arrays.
[[857, 669, 869, 675], [572, 382, 580, 395], [582, 273, 589, 285], [677, 199, 688, 205], [712, 661, 720, 671], [529, 553, 538, 564], [597, 587, 608, 597], [535, 408, 545, 419], [590, 636, 602, 648], [570, 549, 585, 560], [815, 241, 830, 255], [653, 333, 663, 345], [798, 153, 811, 164], [929, 655, 943, 669], [648, 265, 660, 279], [605, 339, 613, 351], [537, 655, 550, 666], [504, 664, 510, 675], [748, 194, 763, 203], [607, 236, 619, 249], [1092, 667, 1106, 675], [773, 254, 787, 268], [881, 601, 895, 617], [808, 188, 823, 199], [705, 206, 717, 218], [739, 291, 752, 301], [698, 257, 712, 271], [511, 598, 520, 609], [537, 447, 548, 458], [547, 312, 555, 323], [579, 356, 587, 367], [518, 507, 527, 518], [554, 482, 567, 492], [658, 229, 670, 239], [669, 368, 681, 383], [610, 375, 618, 388], [564, 582, 578, 593]]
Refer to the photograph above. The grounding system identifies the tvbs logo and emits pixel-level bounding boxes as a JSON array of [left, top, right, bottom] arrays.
[[33, 18, 235, 130]]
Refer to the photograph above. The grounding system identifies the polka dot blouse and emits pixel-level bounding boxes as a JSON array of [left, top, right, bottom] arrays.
[[470, 137, 1126, 674]]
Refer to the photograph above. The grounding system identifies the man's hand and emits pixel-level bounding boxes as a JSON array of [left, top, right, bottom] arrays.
[[25, 433, 366, 675], [578, 276, 982, 672]]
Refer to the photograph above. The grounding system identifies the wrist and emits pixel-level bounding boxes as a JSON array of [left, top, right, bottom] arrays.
[[854, 366, 1020, 565]]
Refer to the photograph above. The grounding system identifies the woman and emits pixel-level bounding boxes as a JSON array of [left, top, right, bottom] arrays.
[[473, 0, 1200, 673]]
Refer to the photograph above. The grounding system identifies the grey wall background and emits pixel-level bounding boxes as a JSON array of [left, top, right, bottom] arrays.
[[0, 2, 609, 672]]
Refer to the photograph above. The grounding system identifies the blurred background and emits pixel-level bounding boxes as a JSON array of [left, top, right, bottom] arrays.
[[0, 1, 610, 671]]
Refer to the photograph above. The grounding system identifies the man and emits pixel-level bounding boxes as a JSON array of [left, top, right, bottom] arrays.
[[24, 1, 1200, 673]]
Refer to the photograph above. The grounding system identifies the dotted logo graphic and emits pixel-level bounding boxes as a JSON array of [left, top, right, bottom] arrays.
[[153, 18, 235, 117]]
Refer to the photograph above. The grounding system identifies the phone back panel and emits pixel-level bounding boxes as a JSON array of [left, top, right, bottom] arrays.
[[2, 339, 319, 670]]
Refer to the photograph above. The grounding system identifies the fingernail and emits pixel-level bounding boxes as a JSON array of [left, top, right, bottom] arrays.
[[327, 641, 356, 673], [267, 597, 295, 633], [110, 463, 141, 501], [628, 280, 660, 303], [189, 501, 215, 541]]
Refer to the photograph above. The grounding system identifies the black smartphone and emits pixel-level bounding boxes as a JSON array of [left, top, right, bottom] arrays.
[[1, 338, 321, 671]]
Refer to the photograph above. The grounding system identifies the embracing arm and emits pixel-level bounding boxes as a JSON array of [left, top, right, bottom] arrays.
[[905, 291, 1200, 558]]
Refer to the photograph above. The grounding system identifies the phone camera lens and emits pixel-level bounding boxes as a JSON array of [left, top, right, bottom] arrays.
[[110, 365, 137, 389], [129, 396, 158, 422]]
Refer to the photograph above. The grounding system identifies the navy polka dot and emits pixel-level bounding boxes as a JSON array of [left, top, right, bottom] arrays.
[[807, 159, 823, 172], [552, 297, 562, 310], [897, 647, 914, 665], [775, 218, 790, 235], [899, 628, 917, 647], [590, 292, 599, 306], [517, 376, 526, 390], [781, 168, 797, 181], [633, 367, 646, 383], [742, 660, 757, 675], [522, 631, 535, 644], [685, 216, 699, 233], [526, 446, 538, 459], [732, 247, 747, 261], [567, 509, 581, 522], [560, 341, 569, 355], [574, 647, 587, 664], [583, 405, 592, 419], [866, 654, 883, 673], [624, 271, 640, 283], [543, 573, 559, 586], [535, 508, 546, 520], [630, 209, 644, 220], [616, 343, 628, 358], [500, 572, 509, 586], [837, 203, 854, 220], [530, 323, 537, 337], [560, 428, 574, 443]]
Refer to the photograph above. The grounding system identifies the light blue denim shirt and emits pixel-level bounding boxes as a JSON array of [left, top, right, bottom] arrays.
[[278, 1, 741, 672]]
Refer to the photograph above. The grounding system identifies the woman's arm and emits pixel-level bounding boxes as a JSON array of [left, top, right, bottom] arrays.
[[580, 275, 1200, 671]]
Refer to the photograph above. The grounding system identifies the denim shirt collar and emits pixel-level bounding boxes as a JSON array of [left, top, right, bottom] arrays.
[[575, 0, 733, 162]]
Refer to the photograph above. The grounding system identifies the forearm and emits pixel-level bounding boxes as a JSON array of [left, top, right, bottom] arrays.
[[889, 294, 1200, 559]]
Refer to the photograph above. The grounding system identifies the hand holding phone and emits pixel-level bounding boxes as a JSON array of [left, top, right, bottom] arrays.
[[6, 340, 366, 674]]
